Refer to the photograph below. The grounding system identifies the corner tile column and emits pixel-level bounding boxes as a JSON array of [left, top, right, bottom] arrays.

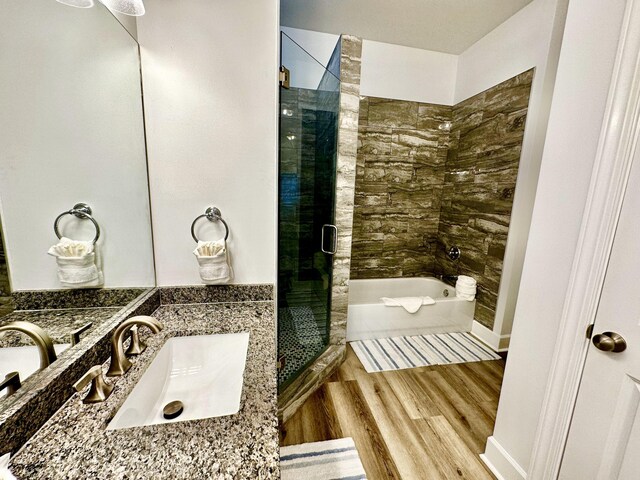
[[330, 35, 362, 345]]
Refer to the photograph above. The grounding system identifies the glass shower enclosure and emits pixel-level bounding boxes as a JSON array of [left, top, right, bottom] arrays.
[[277, 32, 340, 390]]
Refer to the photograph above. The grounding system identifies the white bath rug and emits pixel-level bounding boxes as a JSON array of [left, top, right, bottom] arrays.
[[350, 332, 500, 373], [280, 437, 367, 480]]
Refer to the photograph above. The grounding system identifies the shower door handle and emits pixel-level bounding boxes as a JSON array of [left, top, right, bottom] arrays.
[[321, 224, 338, 255]]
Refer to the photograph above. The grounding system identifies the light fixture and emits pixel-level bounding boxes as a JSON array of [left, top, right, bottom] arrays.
[[99, 0, 145, 16], [55, 0, 145, 16], [56, 0, 95, 8]]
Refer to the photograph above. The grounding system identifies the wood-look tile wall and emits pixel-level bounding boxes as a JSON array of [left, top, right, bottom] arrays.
[[437, 69, 534, 328], [350, 69, 534, 330], [351, 99, 452, 278]]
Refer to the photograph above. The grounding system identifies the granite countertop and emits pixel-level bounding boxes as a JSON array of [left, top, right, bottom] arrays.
[[0, 308, 121, 348], [8, 300, 279, 480]]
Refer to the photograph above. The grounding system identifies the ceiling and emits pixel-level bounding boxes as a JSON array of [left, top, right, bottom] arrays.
[[280, 0, 534, 55]]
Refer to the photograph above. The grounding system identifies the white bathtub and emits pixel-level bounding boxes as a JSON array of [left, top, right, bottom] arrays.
[[346, 277, 475, 341]]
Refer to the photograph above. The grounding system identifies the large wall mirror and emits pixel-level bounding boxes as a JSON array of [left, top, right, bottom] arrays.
[[0, 0, 154, 409]]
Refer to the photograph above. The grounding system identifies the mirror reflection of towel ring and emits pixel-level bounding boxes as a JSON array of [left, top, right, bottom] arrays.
[[191, 206, 230, 243], [53, 203, 100, 245]]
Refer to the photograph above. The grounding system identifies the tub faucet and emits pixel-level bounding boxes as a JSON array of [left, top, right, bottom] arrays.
[[107, 316, 163, 377], [0, 321, 57, 370]]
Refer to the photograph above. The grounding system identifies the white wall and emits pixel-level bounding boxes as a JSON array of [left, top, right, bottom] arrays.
[[455, 0, 556, 103], [281, 27, 457, 104], [137, 0, 278, 286], [486, 0, 628, 477], [0, 0, 155, 291], [456, 0, 570, 348], [361, 40, 457, 104]]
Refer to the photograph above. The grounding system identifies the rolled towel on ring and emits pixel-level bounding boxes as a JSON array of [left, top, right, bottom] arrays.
[[47, 237, 104, 288], [193, 239, 233, 285]]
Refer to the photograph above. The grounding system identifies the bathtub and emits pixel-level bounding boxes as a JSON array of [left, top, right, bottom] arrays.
[[346, 277, 475, 341]]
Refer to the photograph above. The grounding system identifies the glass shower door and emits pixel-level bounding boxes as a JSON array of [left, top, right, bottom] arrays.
[[277, 32, 340, 390]]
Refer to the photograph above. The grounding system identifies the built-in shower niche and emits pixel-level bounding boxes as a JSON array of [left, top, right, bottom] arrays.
[[351, 69, 535, 331]]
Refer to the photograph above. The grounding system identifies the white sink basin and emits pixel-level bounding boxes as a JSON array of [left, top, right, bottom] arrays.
[[107, 332, 250, 430], [0, 343, 70, 383]]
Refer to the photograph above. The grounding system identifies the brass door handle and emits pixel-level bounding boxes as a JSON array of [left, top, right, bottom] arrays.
[[592, 331, 627, 353]]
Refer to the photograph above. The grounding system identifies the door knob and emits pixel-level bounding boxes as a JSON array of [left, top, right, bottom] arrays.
[[592, 331, 627, 353]]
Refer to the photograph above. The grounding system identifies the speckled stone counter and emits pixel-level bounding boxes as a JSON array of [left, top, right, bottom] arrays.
[[12, 288, 146, 311], [0, 289, 160, 456], [8, 300, 278, 480], [0, 308, 120, 347]]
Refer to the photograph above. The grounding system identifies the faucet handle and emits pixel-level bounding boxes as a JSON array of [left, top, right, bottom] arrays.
[[125, 325, 146, 356], [69, 322, 93, 346], [73, 365, 114, 404], [1, 372, 21, 398]]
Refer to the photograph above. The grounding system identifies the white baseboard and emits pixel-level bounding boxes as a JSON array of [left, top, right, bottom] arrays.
[[471, 320, 510, 352], [481, 436, 527, 480]]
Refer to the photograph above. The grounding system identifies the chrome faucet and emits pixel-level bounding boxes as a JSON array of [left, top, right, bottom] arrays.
[[0, 321, 57, 370], [106, 315, 163, 377]]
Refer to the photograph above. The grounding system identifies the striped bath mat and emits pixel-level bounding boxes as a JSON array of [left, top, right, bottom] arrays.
[[351, 332, 500, 373], [280, 437, 367, 480]]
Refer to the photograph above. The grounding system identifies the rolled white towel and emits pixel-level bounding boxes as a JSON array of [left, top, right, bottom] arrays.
[[193, 239, 233, 284], [456, 284, 477, 294], [380, 296, 435, 314], [47, 237, 103, 288], [455, 275, 477, 301], [456, 275, 477, 286], [456, 292, 476, 301]]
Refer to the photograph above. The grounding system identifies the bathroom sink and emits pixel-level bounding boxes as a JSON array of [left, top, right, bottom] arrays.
[[0, 343, 70, 382], [107, 332, 250, 430]]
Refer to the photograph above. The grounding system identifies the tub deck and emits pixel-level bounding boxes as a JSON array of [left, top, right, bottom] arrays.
[[346, 277, 475, 341]]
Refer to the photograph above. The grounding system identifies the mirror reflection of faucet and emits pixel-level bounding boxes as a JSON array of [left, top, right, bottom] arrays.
[[0, 321, 57, 370], [0, 321, 57, 397], [0, 371, 21, 398]]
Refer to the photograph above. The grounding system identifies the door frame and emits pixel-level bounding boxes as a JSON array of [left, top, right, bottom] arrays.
[[528, 0, 640, 478]]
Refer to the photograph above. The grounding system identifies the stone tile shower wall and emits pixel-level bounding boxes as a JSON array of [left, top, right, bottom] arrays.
[[350, 69, 534, 330], [329, 35, 362, 345], [279, 87, 318, 285], [351, 99, 452, 278], [437, 69, 534, 329]]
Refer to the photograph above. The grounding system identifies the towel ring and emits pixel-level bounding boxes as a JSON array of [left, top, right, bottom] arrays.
[[54, 203, 100, 245], [191, 207, 229, 243]]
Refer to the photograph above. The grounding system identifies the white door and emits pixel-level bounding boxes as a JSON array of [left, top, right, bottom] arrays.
[[559, 144, 640, 479]]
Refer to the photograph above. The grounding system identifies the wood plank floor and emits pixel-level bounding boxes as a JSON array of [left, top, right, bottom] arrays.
[[280, 344, 505, 480]]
